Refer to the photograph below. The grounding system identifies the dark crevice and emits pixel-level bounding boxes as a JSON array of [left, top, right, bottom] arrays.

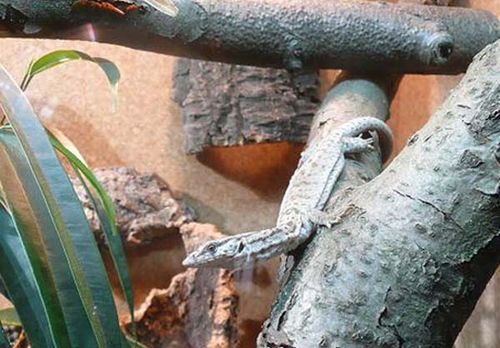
[[393, 189, 466, 233]]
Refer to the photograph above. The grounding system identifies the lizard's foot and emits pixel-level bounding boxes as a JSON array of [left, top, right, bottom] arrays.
[[344, 135, 374, 154], [182, 223, 297, 269]]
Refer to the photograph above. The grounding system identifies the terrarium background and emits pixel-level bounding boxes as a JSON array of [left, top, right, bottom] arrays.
[[0, 0, 497, 347]]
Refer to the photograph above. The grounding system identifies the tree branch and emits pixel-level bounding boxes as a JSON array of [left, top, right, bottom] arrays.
[[0, 0, 498, 73], [258, 40, 500, 347]]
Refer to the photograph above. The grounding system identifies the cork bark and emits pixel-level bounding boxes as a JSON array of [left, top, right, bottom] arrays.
[[128, 223, 240, 348], [71, 167, 195, 246], [172, 59, 320, 153], [71, 168, 239, 347]]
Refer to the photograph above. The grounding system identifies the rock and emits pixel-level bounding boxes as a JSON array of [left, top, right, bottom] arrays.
[[71, 167, 195, 246]]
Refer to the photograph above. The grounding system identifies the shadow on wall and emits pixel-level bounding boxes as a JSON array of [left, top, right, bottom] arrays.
[[30, 100, 125, 167], [102, 233, 187, 309], [196, 142, 304, 201]]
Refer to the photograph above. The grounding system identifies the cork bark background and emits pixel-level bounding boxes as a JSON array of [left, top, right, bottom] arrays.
[[0, 0, 497, 346]]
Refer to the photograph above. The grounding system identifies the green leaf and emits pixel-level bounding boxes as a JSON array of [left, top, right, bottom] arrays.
[[90, 57, 120, 112], [49, 133, 118, 237], [20, 114, 134, 332], [125, 335, 148, 348], [0, 326, 10, 348], [0, 131, 73, 348], [0, 305, 14, 348], [20, 50, 120, 111], [0, 276, 9, 300], [0, 64, 123, 346], [0, 308, 20, 327], [62, 149, 135, 331]]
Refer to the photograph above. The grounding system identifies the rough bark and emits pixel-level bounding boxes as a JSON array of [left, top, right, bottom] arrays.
[[129, 222, 239, 348], [172, 59, 320, 153], [71, 167, 195, 246], [0, 0, 498, 74], [258, 40, 500, 348]]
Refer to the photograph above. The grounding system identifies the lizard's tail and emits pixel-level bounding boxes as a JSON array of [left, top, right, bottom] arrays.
[[182, 223, 297, 269]]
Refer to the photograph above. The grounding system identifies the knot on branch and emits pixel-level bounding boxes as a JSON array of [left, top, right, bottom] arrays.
[[421, 31, 454, 65]]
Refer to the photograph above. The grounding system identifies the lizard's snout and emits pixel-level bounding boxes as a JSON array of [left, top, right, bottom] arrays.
[[182, 253, 197, 267]]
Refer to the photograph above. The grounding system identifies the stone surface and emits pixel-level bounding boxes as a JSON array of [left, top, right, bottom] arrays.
[[172, 59, 320, 154]]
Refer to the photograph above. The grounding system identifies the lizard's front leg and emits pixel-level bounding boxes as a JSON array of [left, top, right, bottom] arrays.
[[182, 222, 307, 269]]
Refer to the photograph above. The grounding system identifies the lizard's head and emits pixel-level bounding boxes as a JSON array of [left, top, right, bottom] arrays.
[[182, 237, 250, 269]]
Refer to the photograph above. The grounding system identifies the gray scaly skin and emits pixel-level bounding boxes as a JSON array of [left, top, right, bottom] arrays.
[[183, 117, 393, 269]]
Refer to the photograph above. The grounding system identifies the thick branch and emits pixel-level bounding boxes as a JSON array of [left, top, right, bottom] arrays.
[[259, 40, 500, 347], [0, 0, 498, 74]]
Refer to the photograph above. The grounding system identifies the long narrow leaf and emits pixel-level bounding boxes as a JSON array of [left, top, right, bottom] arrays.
[[46, 126, 88, 165], [0, 326, 10, 348], [49, 132, 134, 325], [0, 132, 71, 348], [0, 277, 9, 300], [125, 335, 148, 348], [20, 50, 120, 111], [0, 308, 20, 327], [69, 160, 135, 329], [49, 134, 118, 236], [0, 65, 122, 347], [20, 50, 121, 240], [43, 108, 134, 331]]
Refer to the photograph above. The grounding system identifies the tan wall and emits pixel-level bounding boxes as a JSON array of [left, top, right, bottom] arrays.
[[1, 40, 289, 235]]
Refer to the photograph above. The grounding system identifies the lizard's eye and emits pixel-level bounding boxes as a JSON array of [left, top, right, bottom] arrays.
[[237, 242, 245, 253], [207, 244, 216, 253]]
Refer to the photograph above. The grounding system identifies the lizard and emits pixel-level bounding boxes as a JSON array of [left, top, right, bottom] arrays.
[[182, 116, 393, 269]]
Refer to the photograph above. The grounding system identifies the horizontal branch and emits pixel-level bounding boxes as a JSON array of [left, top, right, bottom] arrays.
[[0, 0, 498, 74], [259, 39, 500, 347]]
